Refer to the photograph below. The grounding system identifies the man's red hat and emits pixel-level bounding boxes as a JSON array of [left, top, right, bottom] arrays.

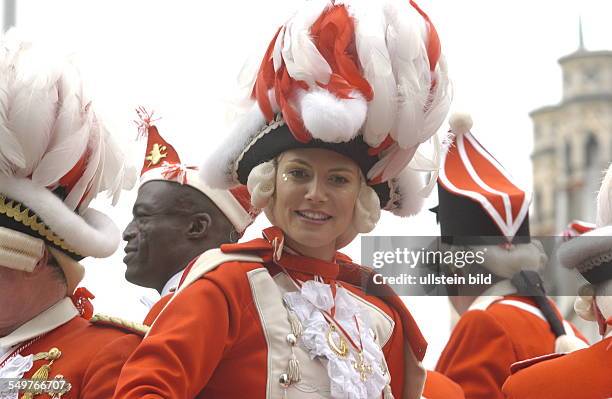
[[135, 108, 258, 235]]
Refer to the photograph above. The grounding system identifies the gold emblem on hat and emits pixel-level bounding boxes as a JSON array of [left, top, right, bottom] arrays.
[[146, 143, 168, 166]]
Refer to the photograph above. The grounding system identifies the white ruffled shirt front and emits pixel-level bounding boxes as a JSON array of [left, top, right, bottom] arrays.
[[283, 279, 389, 399]]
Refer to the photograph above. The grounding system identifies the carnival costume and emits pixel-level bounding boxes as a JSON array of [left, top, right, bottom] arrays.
[[114, 0, 450, 398]]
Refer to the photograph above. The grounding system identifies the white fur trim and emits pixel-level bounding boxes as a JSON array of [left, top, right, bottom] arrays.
[[0, 175, 120, 258], [141, 168, 253, 234], [388, 167, 426, 217], [557, 225, 612, 273], [200, 102, 267, 189], [201, 90, 282, 190], [297, 88, 367, 143], [448, 112, 473, 137]]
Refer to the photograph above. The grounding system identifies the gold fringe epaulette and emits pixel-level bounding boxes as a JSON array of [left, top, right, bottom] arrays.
[[0, 194, 79, 256], [90, 314, 150, 336]]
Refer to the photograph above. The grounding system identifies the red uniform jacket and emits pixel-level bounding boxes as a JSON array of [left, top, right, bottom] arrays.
[[0, 298, 143, 399], [502, 336, 612, 399], [436, 295, 586, 399], [422, 370, 465, 399], [114, 229, 428, 399]]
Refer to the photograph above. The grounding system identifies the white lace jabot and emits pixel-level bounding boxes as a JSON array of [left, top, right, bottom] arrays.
[[283, 279, 390, 399]]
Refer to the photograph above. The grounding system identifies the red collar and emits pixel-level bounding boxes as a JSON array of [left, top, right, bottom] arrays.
[[221, 226, 353, 280]]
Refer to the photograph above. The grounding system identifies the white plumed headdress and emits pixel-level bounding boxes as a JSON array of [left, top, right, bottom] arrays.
[[0, 30, 135, 262], [201, 0, 451, 217]]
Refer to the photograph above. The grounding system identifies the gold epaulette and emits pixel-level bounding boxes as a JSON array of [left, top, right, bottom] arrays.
[[90, 314, 150, 336]]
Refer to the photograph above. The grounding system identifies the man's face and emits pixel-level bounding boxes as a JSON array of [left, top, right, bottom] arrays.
[[0, 266, 28, 332], [123, 181, 195, 290], [0, 252, 65, 336]]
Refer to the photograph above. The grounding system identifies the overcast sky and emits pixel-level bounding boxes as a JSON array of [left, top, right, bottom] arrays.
[[6, 0, 612, 367]]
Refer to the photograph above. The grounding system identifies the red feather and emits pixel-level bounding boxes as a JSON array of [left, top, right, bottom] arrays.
[[253, 27, 282, 122]]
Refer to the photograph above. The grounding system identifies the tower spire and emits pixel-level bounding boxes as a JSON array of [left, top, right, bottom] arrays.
[[578, 16, 585, 51]]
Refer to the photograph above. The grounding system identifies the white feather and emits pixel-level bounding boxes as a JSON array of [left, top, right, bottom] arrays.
[[273, 26, 286, 72], [0, 42, 28, 173], [97, 122, 135, 205], [0, 101, 26, 173], [423, 58, 452, 136], [32, 96, 90, 186], [9, 41, 63, 177], [366, 143, 418, 183], [282, 0, 332, 85], [346, 0, 397, 147], [380, 0, 436, 151], [64, 121, 102, 211]]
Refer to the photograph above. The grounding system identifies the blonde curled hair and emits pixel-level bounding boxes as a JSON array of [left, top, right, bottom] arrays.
[[246, 160, 381, 236]]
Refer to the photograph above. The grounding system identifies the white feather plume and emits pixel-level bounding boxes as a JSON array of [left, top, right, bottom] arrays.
[[9, 52, 61, 178], [0, 29, 135, 259], [272, 26, 286, 72], [423, 58, 452, 137], [281, 0, 332, 86], [385, 2, 431, 150], [32, 94, 90, 187], [345, 0, 397, 148]]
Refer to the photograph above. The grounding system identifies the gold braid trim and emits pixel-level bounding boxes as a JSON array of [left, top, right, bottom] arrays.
[[0, 194, 79, 256], [90, 314, 150, 336]]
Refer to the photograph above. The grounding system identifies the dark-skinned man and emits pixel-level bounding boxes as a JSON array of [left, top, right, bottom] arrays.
[[123, 110, 257, 322]]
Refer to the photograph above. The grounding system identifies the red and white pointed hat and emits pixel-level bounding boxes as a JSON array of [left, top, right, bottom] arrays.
[[437, 113, 531, 243], [135, 108, 258, 235]]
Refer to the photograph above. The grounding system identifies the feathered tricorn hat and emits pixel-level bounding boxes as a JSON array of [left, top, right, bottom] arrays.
[[202, 0, 451, 216], [135, 109, 258, 236], [436, 113, 531, 244], [0, 31, 135, 290]]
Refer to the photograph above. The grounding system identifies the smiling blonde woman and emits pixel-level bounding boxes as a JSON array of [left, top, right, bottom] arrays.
[[113, 1, 450, 398]]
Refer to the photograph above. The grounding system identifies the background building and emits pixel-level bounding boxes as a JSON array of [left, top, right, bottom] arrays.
[[530, 24, 611, 341], [531, 25, 612, 234]]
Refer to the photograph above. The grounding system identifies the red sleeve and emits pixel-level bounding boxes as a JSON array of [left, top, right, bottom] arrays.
[[112, 278, 234, 399], [423, 370, 465, 399], [80, 334, 141, 399], [435, 310, 516, 399]]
